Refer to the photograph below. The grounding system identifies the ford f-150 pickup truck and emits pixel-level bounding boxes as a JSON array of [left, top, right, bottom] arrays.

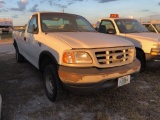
[[96, 14, 160, 71], [13, 12, 140, 102]]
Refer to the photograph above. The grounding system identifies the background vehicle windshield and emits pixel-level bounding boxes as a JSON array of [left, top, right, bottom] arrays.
[[153, 24, 160, 33], [115, 19, 148, 33], [40, 13, 96, 32]]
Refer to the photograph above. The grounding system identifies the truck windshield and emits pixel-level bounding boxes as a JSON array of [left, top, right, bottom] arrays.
[[115, 19, 148, 33], [153, 24, 160, 33], [40, 13, 96, 32]]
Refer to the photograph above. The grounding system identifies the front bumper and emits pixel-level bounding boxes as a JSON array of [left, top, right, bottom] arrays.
[[58, 59, 140, 93]]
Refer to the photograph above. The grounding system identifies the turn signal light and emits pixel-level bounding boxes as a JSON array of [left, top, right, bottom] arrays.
[[151, 51, 158, 55]]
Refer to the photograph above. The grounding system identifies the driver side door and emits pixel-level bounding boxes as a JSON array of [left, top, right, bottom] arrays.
[[24, 14, 40, 67]]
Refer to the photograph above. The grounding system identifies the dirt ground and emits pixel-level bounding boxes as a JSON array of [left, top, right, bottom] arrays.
[[0, 40, 160, 120]]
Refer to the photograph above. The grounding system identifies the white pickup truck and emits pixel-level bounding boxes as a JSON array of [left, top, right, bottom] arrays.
[[12, 12, 140, 102], [96, 14, 160, 71]]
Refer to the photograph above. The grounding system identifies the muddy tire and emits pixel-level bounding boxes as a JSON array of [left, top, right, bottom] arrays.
[[15, 47, 24, 63], [136, 50, 146, 72], [44, 65, 66, 102]]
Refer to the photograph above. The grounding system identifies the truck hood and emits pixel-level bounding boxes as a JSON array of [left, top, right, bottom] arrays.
[[48, 32, 133, 48], [125, 32, 160, 42]]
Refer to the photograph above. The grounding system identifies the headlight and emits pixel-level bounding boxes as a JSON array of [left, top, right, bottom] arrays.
[[62, 51, 92, 64], [151, 44, 160, 55]]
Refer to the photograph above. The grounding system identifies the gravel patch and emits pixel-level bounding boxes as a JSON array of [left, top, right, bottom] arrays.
[[0, 43, 160, 120]]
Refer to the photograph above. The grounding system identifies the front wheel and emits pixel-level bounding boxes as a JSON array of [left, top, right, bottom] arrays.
[[15, 47, 24, 63], [44, 65, 66, 102], [136, 50, 146, 72]]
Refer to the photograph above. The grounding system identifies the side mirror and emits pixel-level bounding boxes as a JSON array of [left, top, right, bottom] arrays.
[[107, 28, 116, 34], [32, 25, 38, 34]]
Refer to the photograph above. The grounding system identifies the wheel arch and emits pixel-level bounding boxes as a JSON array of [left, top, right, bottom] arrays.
[[39, 51, 58, 72], [13, 39, 17, 49], [135, 47, 146, 59], [135, 47, 146, 72]]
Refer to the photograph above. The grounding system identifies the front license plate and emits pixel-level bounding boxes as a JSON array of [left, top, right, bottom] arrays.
[[118, 75, 130, 87]]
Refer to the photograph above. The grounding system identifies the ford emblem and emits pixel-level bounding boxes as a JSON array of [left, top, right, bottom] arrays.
[[116, 54, 124, 59]]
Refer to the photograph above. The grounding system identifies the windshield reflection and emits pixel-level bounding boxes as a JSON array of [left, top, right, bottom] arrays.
[[40, 13, 96, 32], [115, 19, 148, 33]]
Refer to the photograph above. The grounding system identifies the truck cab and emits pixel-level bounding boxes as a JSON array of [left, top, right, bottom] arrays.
[[96, 14, 160, 71], [0, 18, 12, 34]]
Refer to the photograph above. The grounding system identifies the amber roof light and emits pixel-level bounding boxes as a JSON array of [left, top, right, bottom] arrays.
[[110, 14, 119, 18]]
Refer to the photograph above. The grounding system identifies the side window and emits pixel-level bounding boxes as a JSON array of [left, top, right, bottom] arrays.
[[28, 15, 38, 33], [101, 21, 115, 29], [99, 20, 115, 33]]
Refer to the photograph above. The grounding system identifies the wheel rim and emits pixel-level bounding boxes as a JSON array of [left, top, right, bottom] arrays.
[[45, 74, 55, 95]]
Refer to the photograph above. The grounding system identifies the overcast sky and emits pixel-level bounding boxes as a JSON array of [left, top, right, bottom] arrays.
[[0, 0, 160, 26]]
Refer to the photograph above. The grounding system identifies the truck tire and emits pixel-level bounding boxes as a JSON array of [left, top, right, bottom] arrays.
[[15, 47, 24, 63], [44, 65, 66, 102], [136, 50, 146, 72]]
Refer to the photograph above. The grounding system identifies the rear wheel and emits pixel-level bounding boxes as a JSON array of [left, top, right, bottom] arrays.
[[15, 47, 24, 63], [44, 64, 66, 102], [136, 50, 146, 72]]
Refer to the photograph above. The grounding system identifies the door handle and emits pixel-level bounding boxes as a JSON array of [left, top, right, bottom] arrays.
[[24, 37, 26, 41]]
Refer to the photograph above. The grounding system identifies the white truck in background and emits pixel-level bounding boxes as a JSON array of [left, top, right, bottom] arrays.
[[12, 26, 26, 31], [12, 12, 140, 102], [96, 14, 160, 71], [0, 18, 13, 34], [142, 22, 160, 33]]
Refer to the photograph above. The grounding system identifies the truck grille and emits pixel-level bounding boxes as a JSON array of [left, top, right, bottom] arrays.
[[95, 46, 135, 67]]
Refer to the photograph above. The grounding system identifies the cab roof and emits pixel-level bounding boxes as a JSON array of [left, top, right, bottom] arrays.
[[31, 11, 81, 18], [142, 22, 160, 24], [97, 17, 133, 22]]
